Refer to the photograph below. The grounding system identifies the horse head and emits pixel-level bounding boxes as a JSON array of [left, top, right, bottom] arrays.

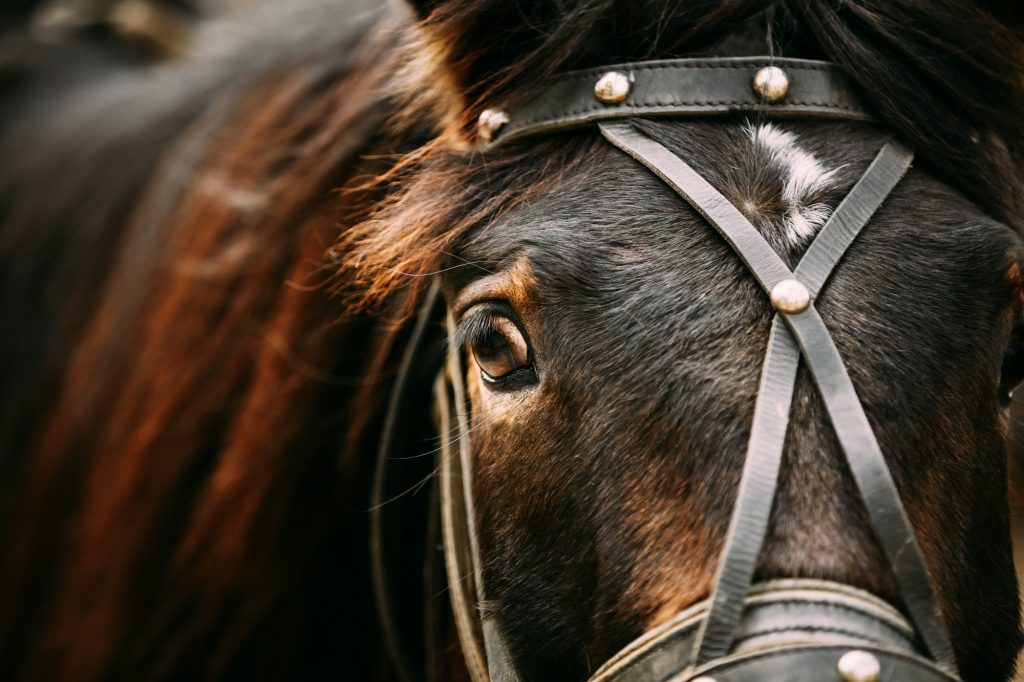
[[348, 1, 1024, 680]]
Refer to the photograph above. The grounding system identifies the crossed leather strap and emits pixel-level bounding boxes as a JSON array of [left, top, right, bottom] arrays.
[[598, 122, 958, 676]]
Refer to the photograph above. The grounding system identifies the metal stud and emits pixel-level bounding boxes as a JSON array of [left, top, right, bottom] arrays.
[[752, 65, 790, 103], [594, 71, 631, 104], [837, 650, 882, 682], [769, 278, 811, 314], [477, 108, 510, 142]]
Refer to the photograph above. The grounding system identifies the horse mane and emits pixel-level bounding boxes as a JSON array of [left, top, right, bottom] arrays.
[[0, 1, 422, 678]]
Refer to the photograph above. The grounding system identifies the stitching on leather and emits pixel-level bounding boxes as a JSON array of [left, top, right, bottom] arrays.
[[507, 100, 866, 131], [500, 64, 862, 134], [732, 624, 905, 647], [564, 59, 833, 80], [747, 598, 911, 632], [518, 65, 844, 105], [536, 64, 844, 101], [593, 600, 909, 673], [507, 74, 862, 128], [699, 645, 951, 676]]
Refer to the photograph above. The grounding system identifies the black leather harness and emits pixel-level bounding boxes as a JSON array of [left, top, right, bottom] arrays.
[[382, 55, 964, 682], [479, 57, 875, 148]]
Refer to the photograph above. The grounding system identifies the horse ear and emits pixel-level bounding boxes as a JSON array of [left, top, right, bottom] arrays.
[[399, 0, 580, 133], [398, 0, 643, 136], [399, 0, 767, 136]]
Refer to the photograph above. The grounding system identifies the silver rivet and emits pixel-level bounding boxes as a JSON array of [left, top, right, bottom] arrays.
[[477, 108, 509, 142], [770, 278, 811, 314], [837, 650, 881, 682], [594, 71, 631, 104], [752, 66, 790, 102]]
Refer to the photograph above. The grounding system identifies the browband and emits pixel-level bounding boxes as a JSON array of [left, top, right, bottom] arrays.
[[478, 57, 875, 148]]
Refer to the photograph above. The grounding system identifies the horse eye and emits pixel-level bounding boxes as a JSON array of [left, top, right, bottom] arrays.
[[1000, 324, 1024, 406], [469, 315, 532, 384]]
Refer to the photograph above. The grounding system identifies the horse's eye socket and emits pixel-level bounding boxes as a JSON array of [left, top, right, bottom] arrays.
[[469, 316, 531, 383], [1000, 325, 1024, 406]]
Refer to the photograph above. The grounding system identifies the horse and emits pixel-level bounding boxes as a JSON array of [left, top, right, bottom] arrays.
[[1, 0, 1023, 680]]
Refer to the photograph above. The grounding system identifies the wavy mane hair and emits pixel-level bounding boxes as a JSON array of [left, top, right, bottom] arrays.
[[0, 0, 1022, 680]]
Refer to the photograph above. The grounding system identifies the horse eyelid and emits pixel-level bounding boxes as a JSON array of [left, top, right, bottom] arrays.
[[451, 304, 526, 351], [450, 310, 504, 352]]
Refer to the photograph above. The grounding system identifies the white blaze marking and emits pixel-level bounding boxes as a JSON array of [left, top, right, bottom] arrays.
[[748, 123, 838, 244]]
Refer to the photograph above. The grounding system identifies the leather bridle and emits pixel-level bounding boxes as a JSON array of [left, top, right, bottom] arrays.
[[378, 55, 965, 681]]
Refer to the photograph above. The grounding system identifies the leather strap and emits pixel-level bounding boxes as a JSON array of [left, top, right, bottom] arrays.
[[598, 122, 959, 676], [676, 646, 957, 682], [588, 579, 949, 682], [691, 143, 915, 664], [485, 57, 874, 148], [370, 280, 442, 682], [437, 368, 491, 682], [692, 314, 798, 664], [439, 318, 522, 682]]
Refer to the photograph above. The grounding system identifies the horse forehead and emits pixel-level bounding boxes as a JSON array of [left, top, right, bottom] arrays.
[[461, 123, 1005, 344], [474, 122, 848, 267]]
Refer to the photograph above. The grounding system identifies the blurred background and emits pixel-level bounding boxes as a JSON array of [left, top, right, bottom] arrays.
[[8, 0, 249, 58]]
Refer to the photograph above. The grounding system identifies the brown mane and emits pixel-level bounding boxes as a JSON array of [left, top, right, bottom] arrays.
[[0, 5, 414, 678]]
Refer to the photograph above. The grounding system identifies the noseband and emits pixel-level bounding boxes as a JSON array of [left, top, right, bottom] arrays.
[[383, 56, 963, 681]]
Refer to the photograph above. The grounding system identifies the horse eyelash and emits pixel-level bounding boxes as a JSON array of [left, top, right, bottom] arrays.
[[450, 310, 503, 352]]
